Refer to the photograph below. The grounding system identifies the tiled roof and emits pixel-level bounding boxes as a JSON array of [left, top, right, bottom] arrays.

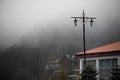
[[48, 58, 61, 64], [76, 41, 120, 55], [65, 54, 79, 61], [48, 54, 79, 64]]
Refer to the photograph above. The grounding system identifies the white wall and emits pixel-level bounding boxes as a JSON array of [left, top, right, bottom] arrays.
[[79, 55, 120, 72]]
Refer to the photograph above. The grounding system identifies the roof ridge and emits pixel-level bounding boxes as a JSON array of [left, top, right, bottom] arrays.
[[76, 41, 120, 55]]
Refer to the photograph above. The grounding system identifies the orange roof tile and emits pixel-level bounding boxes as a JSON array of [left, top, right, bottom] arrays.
[[76, 41, 120, 55]]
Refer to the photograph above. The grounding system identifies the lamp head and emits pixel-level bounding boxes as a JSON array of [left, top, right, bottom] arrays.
[[74, 18, 78, 26], [90, 18, 94, 27]]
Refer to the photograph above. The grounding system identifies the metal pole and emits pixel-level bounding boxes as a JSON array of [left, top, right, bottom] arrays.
[[83, 10, 86, 68], [71, 9, 96, 69]]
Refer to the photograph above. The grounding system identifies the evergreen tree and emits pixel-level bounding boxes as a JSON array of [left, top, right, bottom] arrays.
[[81, 63, 98, 80]]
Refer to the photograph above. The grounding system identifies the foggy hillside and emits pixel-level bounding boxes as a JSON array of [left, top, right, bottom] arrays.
[[0, 0, 120, 80]]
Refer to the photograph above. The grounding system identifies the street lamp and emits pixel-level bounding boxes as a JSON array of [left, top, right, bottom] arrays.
[[71, 10, 96, 68]]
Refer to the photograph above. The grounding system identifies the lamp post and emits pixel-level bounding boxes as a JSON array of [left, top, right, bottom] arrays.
[[71, 10, 96, 68]]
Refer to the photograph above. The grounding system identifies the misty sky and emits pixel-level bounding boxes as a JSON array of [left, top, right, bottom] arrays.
[[0, 0, 120, 47]]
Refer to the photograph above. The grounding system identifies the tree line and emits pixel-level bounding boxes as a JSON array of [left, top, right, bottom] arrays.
[[0, 37, 81, 80]]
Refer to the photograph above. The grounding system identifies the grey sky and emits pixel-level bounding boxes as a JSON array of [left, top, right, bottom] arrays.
[[0, 0, 120, 47]]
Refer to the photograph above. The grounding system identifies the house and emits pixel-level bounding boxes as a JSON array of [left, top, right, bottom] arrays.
[[45, 54, 79, 75], [45, 58, 61, 73], [75, 41, 120, 80]]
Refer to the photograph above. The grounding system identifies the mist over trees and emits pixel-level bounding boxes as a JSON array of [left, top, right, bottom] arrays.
[[0, 30, 83, 80], [0, 18, 120, 80], [0, 0, 120, 80], [0, 25, 120, 80]]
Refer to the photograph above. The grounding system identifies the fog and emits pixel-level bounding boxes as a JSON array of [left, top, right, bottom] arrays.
[[0, 0, 120, 49]]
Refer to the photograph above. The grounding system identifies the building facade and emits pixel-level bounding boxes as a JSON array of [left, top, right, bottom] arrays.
[[45, 54, 79, 75], [76, 41, 120, 80]]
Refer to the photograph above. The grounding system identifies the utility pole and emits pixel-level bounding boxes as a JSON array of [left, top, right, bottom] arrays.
[[71, 10, 96, 68]]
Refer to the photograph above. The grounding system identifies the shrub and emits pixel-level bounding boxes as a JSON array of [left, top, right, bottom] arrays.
[[81, 63, 98, 80]]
